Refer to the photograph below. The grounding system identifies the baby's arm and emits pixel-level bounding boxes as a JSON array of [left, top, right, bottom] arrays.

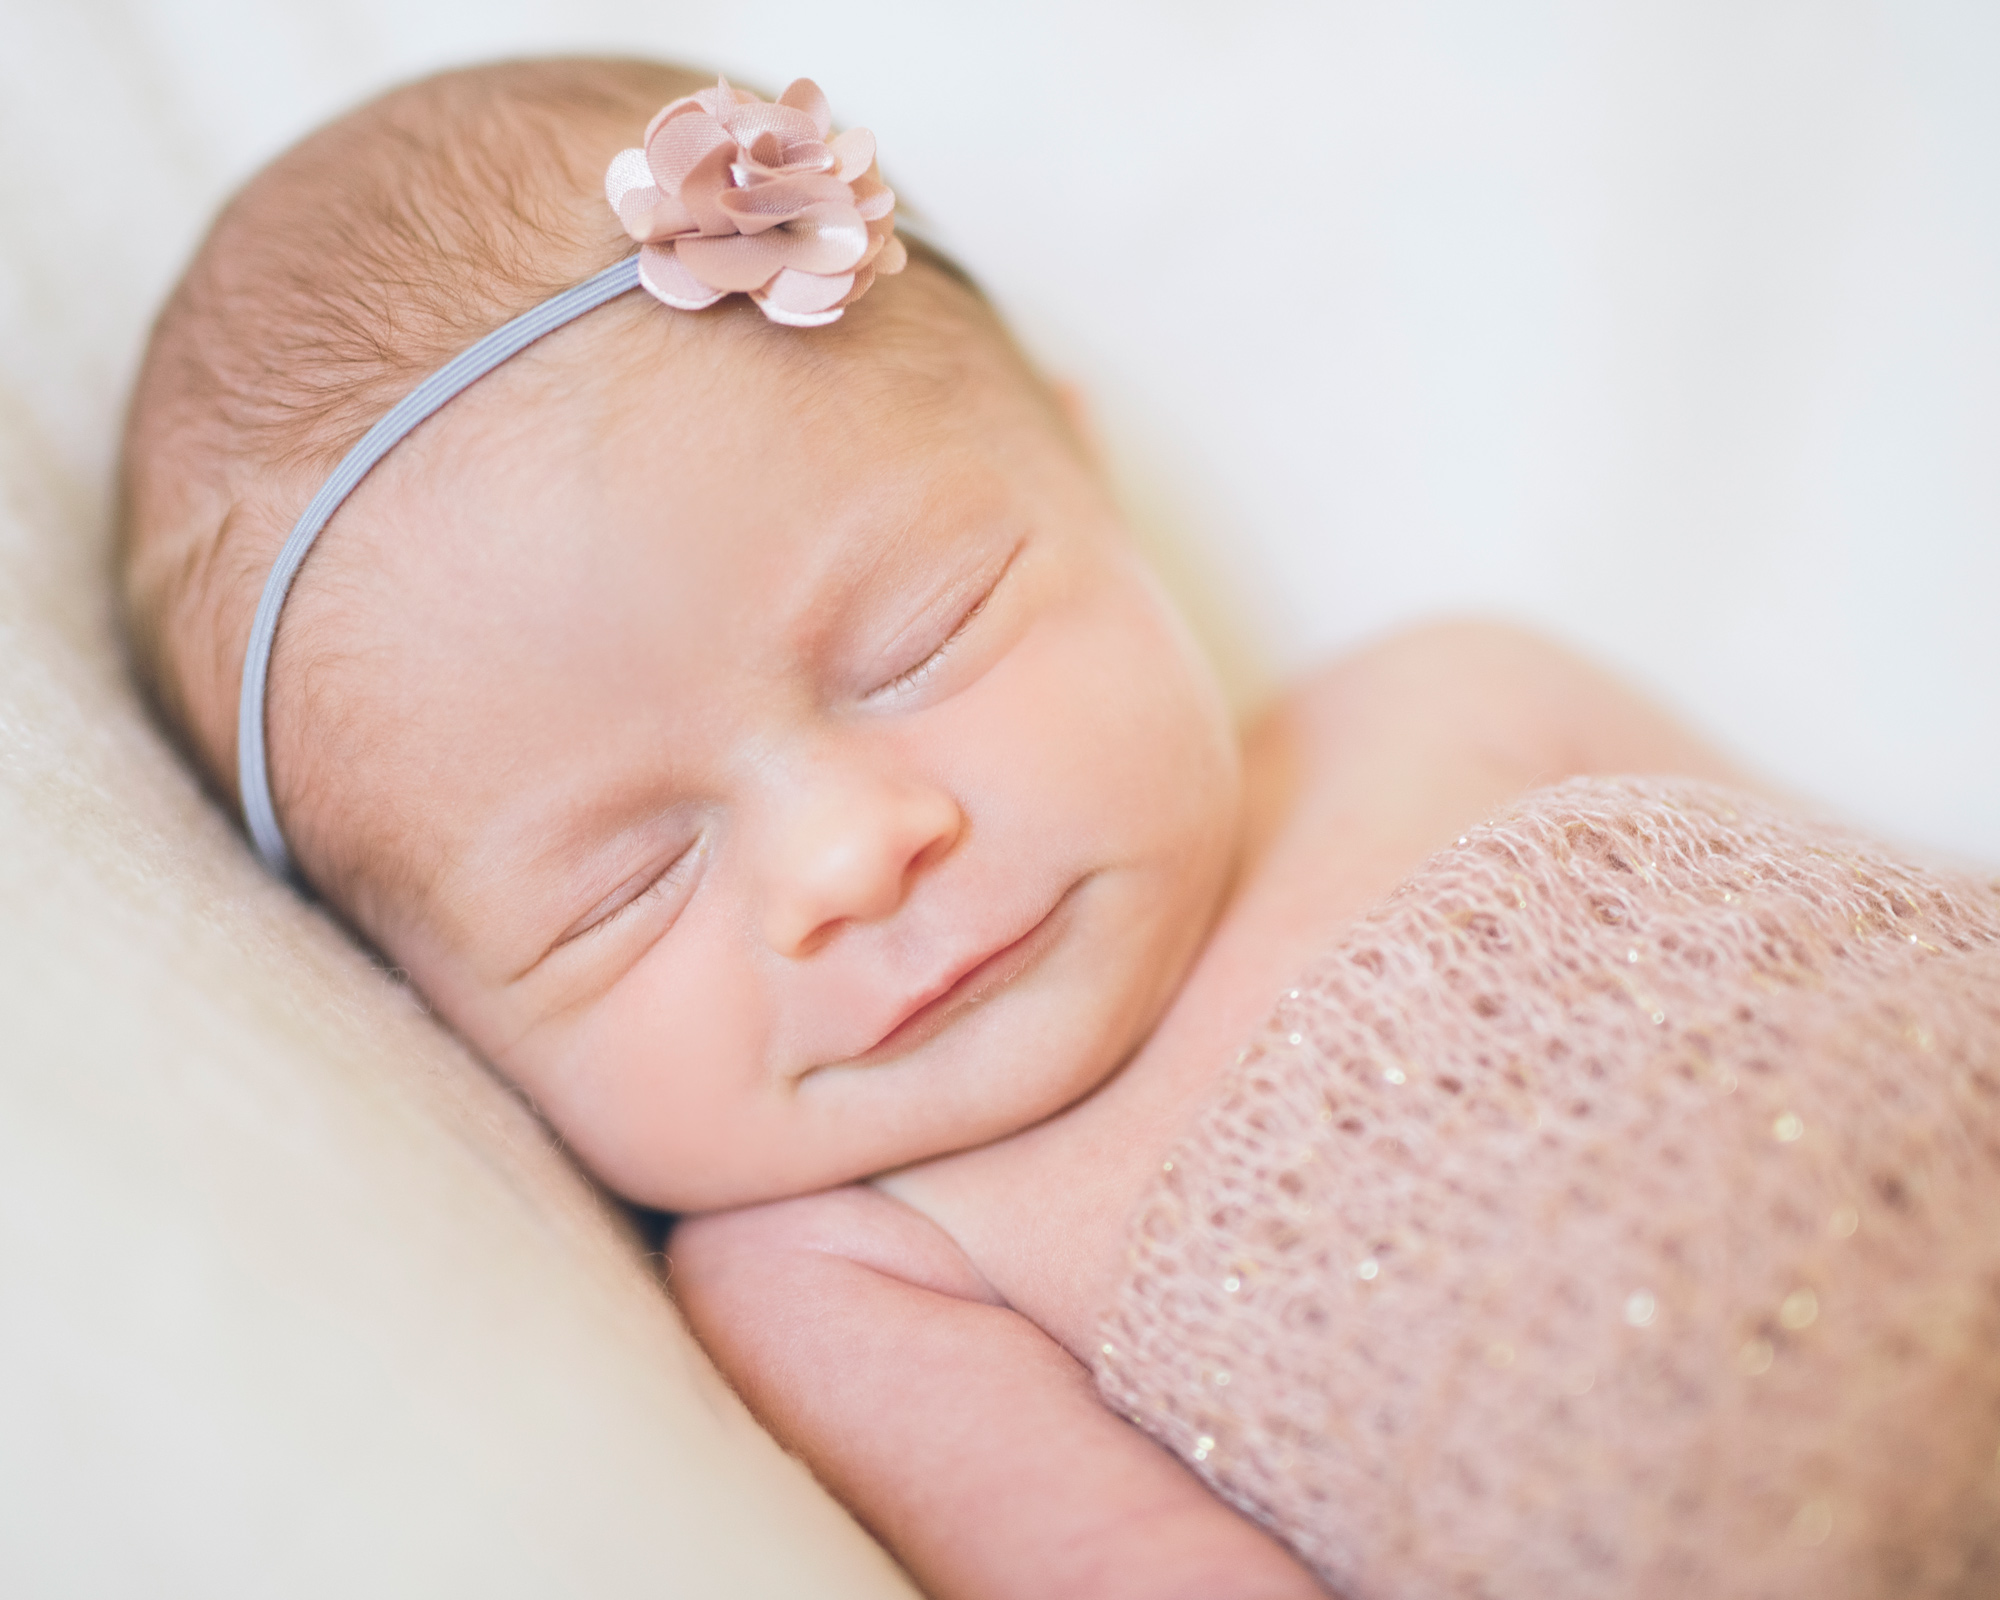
[[669, 1188, 1328, 1600]]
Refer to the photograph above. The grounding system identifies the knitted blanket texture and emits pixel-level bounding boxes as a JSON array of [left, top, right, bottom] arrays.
[[1095, 778, 2000, 1599]]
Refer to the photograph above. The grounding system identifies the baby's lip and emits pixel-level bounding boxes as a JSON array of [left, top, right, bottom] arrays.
[[826, 883, 1080, 1070]]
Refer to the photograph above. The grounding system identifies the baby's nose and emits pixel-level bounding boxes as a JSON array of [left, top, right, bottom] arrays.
[[759, 762, 963, 957]]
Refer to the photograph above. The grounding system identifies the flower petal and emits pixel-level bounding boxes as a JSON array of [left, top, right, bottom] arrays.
[[779, 79, 833, 140], [771, 200, 871, 275], [622, 187, 695, 243], [754, 301, 846, 328], [738, 144, 835, 182], [608, 147, 696, 240], [752, 294, 848, 328], [761, 266, 856, 317], [693, 76, 753, 119], [605, 146, 653, 212], [676, 141, 741, 236], [874, 233, 908, 276], [638, 243, 725, 310], [647, 108, 733, 199], [641, 94, 705, 148], [674, 232, 790, 293], [718, 171, 852, 233], [849, 167, 897, 222], [829, 127, 875, 181], [722, 99, 822, 153]]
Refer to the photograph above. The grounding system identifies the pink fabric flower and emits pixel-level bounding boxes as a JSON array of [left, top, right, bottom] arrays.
[[604, 77, 907, 328]]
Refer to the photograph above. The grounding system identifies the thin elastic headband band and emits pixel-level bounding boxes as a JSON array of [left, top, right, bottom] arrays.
[[235, 253, 642, 879]]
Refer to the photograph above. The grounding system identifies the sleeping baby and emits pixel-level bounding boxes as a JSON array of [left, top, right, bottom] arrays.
[[119, 57, 2000, 1600]]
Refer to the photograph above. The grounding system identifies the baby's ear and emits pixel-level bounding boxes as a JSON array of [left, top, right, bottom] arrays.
[[1050, 378, 1105, 468]]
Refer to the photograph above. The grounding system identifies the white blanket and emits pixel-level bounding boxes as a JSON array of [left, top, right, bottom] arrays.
[[2, 3, 1994, 1595]]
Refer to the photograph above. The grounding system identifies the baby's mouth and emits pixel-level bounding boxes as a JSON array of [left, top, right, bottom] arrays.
[[828, 882, 1081, 1070]]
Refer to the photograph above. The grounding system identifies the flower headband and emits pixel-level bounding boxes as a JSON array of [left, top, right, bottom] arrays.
[[237, 78, 905, 878], [608, 76, 905, 326]]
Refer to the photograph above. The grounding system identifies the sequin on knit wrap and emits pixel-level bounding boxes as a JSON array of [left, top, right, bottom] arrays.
[[1096, 777, 2000, 1599]]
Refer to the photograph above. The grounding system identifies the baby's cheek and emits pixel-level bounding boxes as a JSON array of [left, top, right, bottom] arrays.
[[1051, 579, 1236, 851], [528, 936, 773, 1208]]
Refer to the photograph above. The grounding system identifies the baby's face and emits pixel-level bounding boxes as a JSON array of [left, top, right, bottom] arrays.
[[285, 301, 1240, 1211]]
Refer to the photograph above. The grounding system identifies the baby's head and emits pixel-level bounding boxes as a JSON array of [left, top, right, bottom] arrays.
[[121, 58, 1241, 1210]]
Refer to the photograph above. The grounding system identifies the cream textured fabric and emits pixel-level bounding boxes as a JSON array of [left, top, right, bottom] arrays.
[[1097, 778, 2000, 1599]]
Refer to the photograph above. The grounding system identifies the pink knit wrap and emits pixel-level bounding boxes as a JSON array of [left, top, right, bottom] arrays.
[[1096, 778, 2000, 1598]]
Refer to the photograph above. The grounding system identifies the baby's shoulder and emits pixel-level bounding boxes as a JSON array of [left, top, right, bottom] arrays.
[[1262, 616, 1629, 752], [1252, 615, 1744, 805]]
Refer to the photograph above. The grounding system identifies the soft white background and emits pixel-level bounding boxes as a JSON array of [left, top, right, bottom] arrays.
[[5, 0, 1996, 857]]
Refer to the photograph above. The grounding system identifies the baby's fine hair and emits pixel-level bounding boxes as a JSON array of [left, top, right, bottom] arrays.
[[118, 56, 1015, 825]]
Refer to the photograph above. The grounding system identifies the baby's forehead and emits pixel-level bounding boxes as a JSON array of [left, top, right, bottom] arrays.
[[345, 300, 1035, 640], [336, 280, 1032, 585]]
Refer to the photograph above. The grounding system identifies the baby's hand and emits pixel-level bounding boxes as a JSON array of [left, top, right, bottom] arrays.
[[670, 1187, 1331, 1600]]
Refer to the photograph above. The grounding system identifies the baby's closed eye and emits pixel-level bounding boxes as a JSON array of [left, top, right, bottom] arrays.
[[869, 587, 992, 699], [861, 540, 1021, 706], [543, 835, 705, 961]]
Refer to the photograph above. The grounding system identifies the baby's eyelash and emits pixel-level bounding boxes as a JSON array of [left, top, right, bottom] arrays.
[[872, 573, 1003, 700], [876, 609, 975, 696], [559, 840, 698, 949]]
